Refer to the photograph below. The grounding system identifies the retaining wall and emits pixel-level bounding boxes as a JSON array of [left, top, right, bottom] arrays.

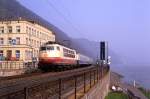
[[82, 71, 110, 99]]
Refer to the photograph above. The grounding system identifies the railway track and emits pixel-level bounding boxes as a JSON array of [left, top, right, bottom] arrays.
[[0, 65, 92, 81], [0, 65, 109, 99]]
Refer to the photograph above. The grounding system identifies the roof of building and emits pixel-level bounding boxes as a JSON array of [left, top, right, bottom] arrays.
[[0, 0, 51, 31]]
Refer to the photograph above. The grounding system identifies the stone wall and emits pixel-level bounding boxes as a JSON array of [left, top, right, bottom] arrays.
[[82, 71, 110, 99]]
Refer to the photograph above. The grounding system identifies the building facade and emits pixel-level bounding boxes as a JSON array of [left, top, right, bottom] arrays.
[[0, 20, 55, 63]]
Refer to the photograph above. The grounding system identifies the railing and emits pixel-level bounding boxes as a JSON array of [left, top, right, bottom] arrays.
[[0, 61, 38, 70], [0, 65, 110, 99]]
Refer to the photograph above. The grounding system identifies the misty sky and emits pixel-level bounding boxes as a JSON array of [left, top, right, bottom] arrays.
[[18, 0, 150, 65]]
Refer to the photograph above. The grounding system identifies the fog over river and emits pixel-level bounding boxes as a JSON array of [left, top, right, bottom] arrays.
[[112, 64, 150, 89]]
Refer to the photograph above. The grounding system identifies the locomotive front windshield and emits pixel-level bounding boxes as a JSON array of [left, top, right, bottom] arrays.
[[40, 46, 55, 51], [40, 47, 46, 51], [47, 46, 54, 50]]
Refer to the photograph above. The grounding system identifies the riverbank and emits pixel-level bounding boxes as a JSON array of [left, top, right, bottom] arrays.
[[138, 87, 150, 99], [111, 65, 150, 89], [110, 71, 148, 99]]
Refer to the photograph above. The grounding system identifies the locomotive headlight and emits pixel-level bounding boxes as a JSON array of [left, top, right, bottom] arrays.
[[43, 53, 48, 57]]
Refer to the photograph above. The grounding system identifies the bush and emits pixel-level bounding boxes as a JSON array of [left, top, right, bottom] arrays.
[[105, 92, 128, 99], [138, 87, 150, 99]]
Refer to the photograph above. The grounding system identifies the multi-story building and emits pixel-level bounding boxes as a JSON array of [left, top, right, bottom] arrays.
[[0, 20, 55, 63]]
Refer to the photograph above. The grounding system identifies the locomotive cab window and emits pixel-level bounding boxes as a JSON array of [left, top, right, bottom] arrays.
[[57, 46, 60, 51], [47, 46, 54, 50], [40, 47, 46, 51]]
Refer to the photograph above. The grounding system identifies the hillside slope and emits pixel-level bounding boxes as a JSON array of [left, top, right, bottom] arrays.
[[0, 0, 122, 64]]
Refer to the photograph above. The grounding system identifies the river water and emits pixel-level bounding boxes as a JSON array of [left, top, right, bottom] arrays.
[[111, 64, 150, 89]]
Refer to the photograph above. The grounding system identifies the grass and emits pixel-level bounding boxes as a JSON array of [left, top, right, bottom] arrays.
[[138, 87, 150, 99], [105, 92, 128, 99]]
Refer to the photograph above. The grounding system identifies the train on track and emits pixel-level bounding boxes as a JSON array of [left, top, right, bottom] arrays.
[[38, 41, 93, 71]]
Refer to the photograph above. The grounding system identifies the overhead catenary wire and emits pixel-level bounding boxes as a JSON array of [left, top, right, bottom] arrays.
[[45, 0, 86, 37], [54, 0, 72, 19]]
